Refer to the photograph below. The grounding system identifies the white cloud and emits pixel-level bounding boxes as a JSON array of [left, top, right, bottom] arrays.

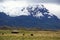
[[43, 3, 60, 19], [0, 1, 28, 17], [0, 1, 60, 19]]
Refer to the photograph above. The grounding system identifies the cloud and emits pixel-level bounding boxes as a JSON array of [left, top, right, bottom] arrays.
[[0, 0, 60, 18], [27, 0, 60, 4], [43, 3, 60, 18], [0, 0, 4, 2], [0, 0, 60, 4]]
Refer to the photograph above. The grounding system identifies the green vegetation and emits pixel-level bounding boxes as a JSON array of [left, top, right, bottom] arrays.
[[0, 30, 60, 40]]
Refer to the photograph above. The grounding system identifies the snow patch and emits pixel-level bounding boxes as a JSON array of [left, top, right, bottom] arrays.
[[33, 12, 44, 18]]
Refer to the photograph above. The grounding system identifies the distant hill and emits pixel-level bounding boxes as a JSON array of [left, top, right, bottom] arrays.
[[0, 4, 60, 30]]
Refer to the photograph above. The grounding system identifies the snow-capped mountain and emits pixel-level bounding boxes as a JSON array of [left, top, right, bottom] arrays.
[[0, 4, 60, 30]]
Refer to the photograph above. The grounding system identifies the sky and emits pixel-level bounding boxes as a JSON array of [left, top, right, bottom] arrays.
[[0, 0, 60, 18], [0, 0, 60, 4]]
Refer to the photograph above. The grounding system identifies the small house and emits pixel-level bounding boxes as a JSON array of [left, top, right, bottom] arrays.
[[11, 30, 19, 34]]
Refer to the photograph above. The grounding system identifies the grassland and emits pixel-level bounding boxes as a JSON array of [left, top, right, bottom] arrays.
[[0, 30, 60, 40]]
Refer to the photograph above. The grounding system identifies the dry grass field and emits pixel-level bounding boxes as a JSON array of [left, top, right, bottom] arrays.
[[0, 30, 60, 40]]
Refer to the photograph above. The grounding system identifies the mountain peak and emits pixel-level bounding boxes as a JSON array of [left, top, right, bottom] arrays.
[[24, 4, 55, 19], [0, 4, 60, 30]]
